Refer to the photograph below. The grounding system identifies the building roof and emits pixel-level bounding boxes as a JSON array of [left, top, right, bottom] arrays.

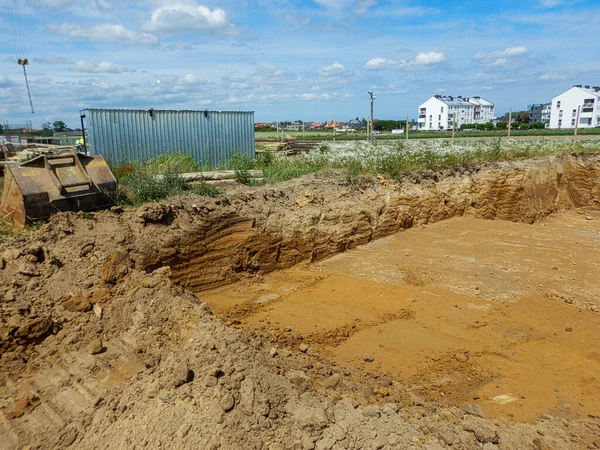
[[554, 85, 600, 100], [433, 95, 473, 107]]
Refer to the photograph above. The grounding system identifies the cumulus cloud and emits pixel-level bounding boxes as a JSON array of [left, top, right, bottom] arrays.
[[145, 1, 233, 34], [319, 62, 347, 76], [364, 52, 446, 70], [72, 60, 129, 73], [47, 23, 159, 46], [475, 46, 528, 67]]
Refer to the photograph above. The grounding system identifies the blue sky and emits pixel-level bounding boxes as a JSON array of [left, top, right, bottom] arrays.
[[1, 0, 599, 128]]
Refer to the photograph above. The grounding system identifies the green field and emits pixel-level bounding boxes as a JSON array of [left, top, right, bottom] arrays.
[[255, 128, 600, 141]]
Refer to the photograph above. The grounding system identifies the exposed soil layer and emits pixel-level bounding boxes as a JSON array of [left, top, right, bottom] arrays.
[[202, 211, 600, 423], [1, 153, 600, 449]]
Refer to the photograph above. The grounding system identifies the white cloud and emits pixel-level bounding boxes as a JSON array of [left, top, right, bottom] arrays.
[[145, 2, 232, 34], [475, 46, 529, 67], [72, 60, 129, 73], [48, 23, 159, 46], [313, 0, 376, 15], [538, 72, 567, 80], [364, 52, 446, 70], [319, 62, 347, 76], [354, 0, 376, 15], [178, 74, 214, 84], [35, 56, 71, 65], [414, 52, 446, 65], [0, 75, 16, 88]]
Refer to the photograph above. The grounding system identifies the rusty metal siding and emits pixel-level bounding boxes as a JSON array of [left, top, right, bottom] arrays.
[[82, 109, 255, 167]]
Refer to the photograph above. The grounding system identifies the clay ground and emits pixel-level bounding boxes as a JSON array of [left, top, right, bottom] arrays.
[[202, 209, 600, 423]]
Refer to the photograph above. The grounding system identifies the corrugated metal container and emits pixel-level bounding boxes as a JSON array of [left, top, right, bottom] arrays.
[[82, 108, 255, 167]]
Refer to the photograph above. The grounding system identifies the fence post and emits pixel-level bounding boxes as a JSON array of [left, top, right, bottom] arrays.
[[574, 105, 581, 141]]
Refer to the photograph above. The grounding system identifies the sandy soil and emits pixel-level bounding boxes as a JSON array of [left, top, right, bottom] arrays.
[[2, 154, 600, 449], [202, 210, 600, 423]]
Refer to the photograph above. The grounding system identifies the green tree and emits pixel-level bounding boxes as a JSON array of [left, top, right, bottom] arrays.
[[496, 121, 508, 130], [53, 120, 68, 132], [514, 111, 530, 124], [484, 122, 494, 130]]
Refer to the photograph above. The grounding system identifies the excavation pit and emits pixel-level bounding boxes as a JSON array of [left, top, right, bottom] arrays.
[[201, 211, 600, 422]]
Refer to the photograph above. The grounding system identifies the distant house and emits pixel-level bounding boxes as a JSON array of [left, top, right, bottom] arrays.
[[285, 121, 303, 131], [348, 119, 365, 130], [417, 95, 495, 131], [528, 103, 551, 126], [309, 122, 323, 129], [549, 85, 600, 129]]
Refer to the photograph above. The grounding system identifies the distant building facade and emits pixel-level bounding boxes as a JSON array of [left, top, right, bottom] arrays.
[[527, 103, 551, 126], [549, 85, 600, 129], [417, 95, 495, 131]]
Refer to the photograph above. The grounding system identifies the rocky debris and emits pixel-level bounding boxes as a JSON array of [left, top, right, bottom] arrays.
[[88, 339, 104, 355], [324, 374, 341, 389], [93, 303, 103, 318], [59, 429, 78, 447], [63, 293, 92, 312], [586, 216, 593, 220], [100, 251, 132, 285], [269, 347, 278, 357], [4, 396, 41, 420], [533, 437, 556, 450], [408, 391, 425, 407], [463, 416, 499, 444], [299, 343, 310, 353], [220, 393, 235, 412], [172, 363, 194, 387], [363, 353, 374, 363], [80, 242, 95, 257], [454, 352, 469, 362]]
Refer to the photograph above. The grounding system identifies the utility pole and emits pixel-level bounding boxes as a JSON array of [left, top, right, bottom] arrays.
[[406, 114, 409, 140], [574, 105, 581, 141], [302, 121, 305, 139], [368, 91, 375, 142], [508, 109, 512, 138]]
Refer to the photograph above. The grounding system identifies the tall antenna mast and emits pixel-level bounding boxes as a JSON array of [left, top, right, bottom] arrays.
[[18, 59, 34, 114], [9, 0, 35, 114]]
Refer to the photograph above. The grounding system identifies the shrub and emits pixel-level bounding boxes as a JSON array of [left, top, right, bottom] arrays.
[[496, 121, 508, 130], [119, 171, 189, 205], [145, 152, 200, 175]]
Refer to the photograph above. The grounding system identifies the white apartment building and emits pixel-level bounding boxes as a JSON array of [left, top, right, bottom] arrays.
[[417, 95, 495, 131], [549, 85, 600, 129]]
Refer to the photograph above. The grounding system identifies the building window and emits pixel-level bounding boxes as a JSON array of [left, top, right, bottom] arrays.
[[558, 119, 562, 126], [557, 101, 561, 108], [571, 119, 576, 126], [559, 110, 563, 118], [441, 107, 444, 112]]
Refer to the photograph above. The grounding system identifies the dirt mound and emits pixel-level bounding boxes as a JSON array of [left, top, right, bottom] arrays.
[[1, 153, 600, 449]]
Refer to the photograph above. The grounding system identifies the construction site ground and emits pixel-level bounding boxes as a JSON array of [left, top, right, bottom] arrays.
[[2, 153, 600, 449], [204, 210, 600, 424]]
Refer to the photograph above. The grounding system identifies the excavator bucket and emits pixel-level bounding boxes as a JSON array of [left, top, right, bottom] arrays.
[[0, 152, 117, 228]]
